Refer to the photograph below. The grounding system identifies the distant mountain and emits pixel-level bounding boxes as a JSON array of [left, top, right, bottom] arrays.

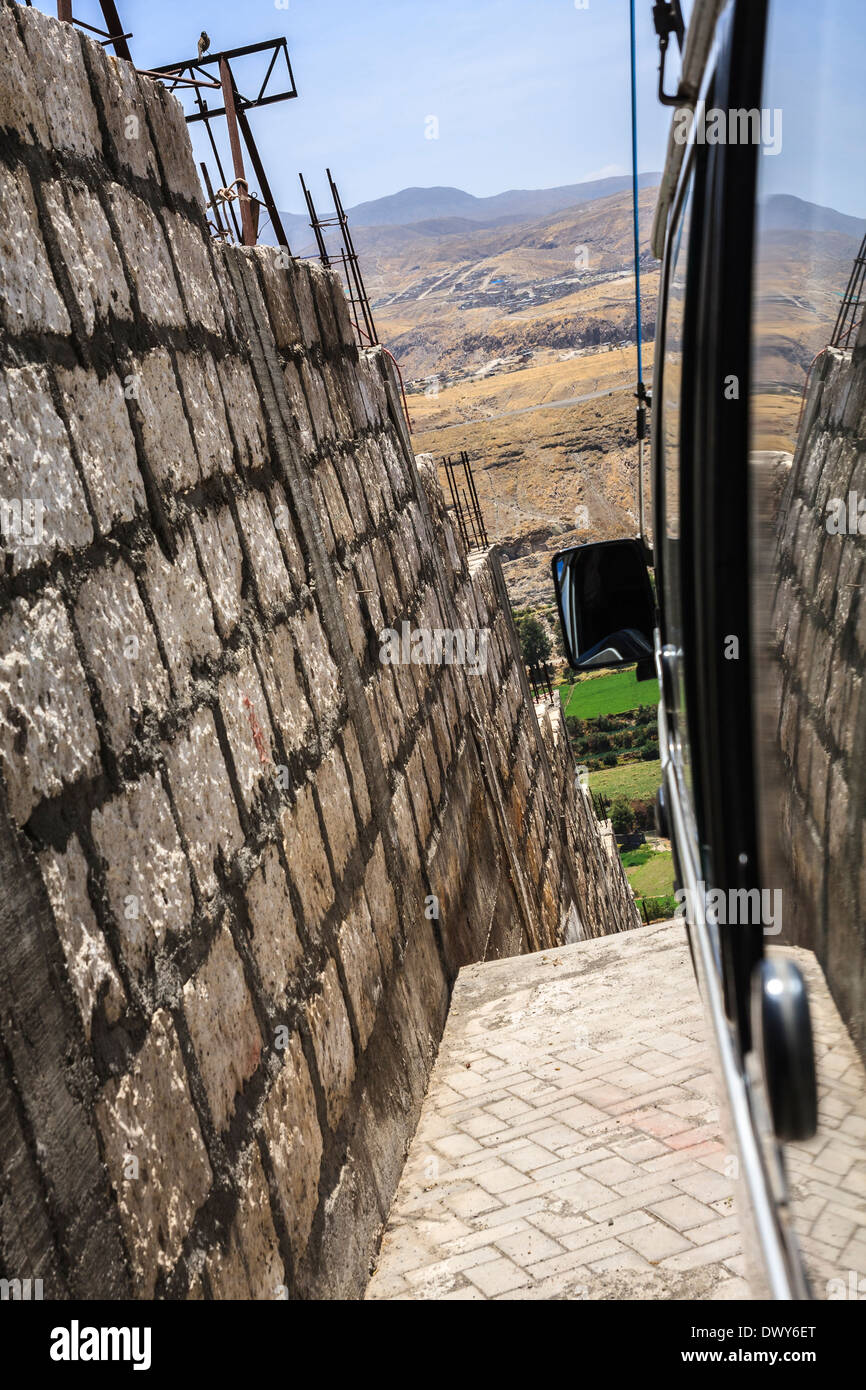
[[282, 174, 662, 249], [759, 193, 865, 240], [346, 174, 662, 229]]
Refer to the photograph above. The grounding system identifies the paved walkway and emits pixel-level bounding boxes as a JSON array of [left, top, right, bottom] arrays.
[[365, 921, 866, 1300]]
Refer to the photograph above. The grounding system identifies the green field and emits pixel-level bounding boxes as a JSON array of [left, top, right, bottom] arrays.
[[623, 848, 675, 898], [559, 666, 660, 719], [587, 758, 662, 801]]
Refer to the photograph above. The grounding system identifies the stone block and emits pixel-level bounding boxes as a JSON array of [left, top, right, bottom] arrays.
[[306, 956, 356, 1130], [396, 510, 422, 588], [341, 722, 372, 827], [75, 558, 170, 753], [299, 359, 336, 445], [391, 652, 420, 727], [183, 922, 262, 1131], [234, 489, 295, 616], [282, 361, 316, 455], [190, 505, 244, 639], [42, 179, 132, 334], [352, 546, 387, 635], [406, 743, 434, 848], [218, 649, 275, 813], [143, 529, 220, 693], [141, 77, 203, 205], [162, 210, 225, 335], [315, 743, 358, 880], [131, 347, 199, 491], [259, 620, 315, 759], [91, 770, 194, 976], [368, 675, 400, 765], [249, 247, 302, 351], [337, 890, 383, 1051], [164, 708, 244, 900], [83, 42, 160, 181], [175, 352, 233, 480], [337, 573, 368, 666], [356, 351, 388, 428], [106, 184, 185, 327], [380, 433, 409, 498], [289, 605, 342, 740], [0, 4, 50, 145], [0, 164, 69, 336], [206, 1143, 284, 1299], [55, 366, 145, 533], [18, 4, 102, 158], [354, 439, 389, 527], [319, 456, 355, 544], [430, 698, 453, 779], [288, 261, 320, 349], [364, 834, 399, 972], [39, 834, 126, 1040], [217, 356, 268, 472], [322, 361, 354, 436], [260, 1031, 322, 1264], [415, 723, 441, 813], [334, 450, 371, 535], [280, 782, 335, 936], [306, 261, 342, 354], [244, 842, 303, 1006], [269, 482, 306, 588], [310, 471, 337, 558], [0, 591, 100, 824], [336, 357, 370, 433], [212, 244, 246, 340], [0, 364, 93, 573], [391, 773, 421, 879], [96, 1010, 212, 1296]]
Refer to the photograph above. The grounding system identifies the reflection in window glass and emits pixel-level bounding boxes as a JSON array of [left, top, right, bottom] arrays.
[[751, 1, 866, 1021], [661, 174, 693, 646]]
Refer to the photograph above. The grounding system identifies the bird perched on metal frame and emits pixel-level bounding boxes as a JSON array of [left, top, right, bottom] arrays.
[[197, 31, 211, 60]]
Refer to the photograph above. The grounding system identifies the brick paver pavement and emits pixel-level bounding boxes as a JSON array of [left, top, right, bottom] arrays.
[[365, 921, 866, 1300]]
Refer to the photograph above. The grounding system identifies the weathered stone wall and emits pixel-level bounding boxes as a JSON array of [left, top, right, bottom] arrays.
[[771, 319, 866, 1063], [0, 1, 638, 1300]]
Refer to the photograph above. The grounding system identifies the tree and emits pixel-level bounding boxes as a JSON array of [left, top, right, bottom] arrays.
[[609, 795, 637, 835], [516, 612, 552, 668]]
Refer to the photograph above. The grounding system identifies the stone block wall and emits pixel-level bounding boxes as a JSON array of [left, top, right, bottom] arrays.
[[0, 1, 637, 1300], [770, 319, 866, 1063]]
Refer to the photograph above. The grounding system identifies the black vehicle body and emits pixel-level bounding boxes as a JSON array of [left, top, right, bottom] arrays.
[[551, 0, 842, 1298]]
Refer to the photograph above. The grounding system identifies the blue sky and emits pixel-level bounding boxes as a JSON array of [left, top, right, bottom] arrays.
[[31, 0, 866, 220], [41, 0, 673, 216]]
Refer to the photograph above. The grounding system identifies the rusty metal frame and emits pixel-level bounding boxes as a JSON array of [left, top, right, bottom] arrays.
[[151, 38, 296, 253], [300, 169, 379, 346], [442, 451, 489, 552], [831, 230, 866, 351], [151, 39, 297, 123], [41, 0, 133, 60]]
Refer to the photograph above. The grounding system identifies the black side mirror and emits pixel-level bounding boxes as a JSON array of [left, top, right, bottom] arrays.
[[552, 538, 655, 671]]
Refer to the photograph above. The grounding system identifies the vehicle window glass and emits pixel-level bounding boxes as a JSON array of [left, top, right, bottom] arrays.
[[751, 0, 866, 957], [657, 167, 696, 790]]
